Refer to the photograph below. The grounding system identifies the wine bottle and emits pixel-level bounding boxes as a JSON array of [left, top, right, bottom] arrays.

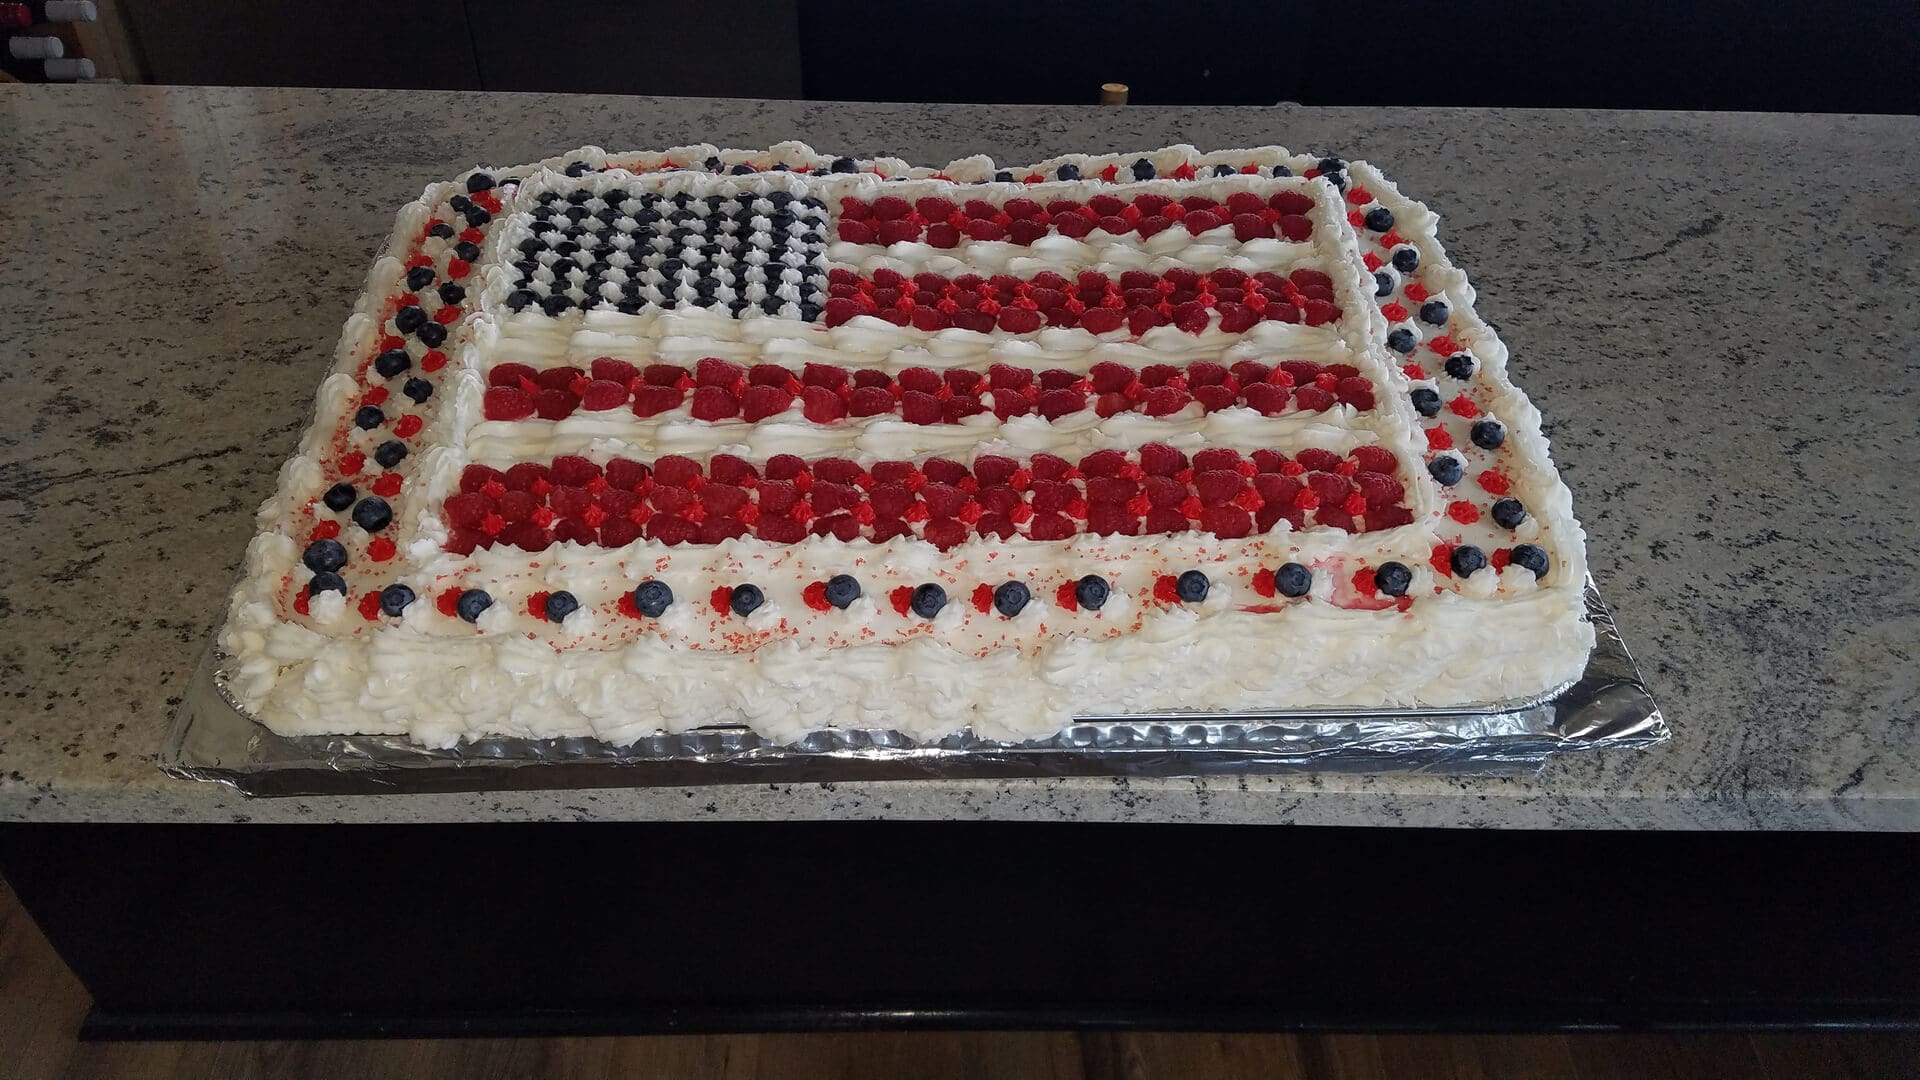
[[0, 52, 90, 80], [0, 1, 97, 27], [5, 33, 64, 59]]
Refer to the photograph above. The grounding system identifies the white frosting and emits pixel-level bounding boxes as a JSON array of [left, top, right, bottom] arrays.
[[219, 144, 1593, 748]]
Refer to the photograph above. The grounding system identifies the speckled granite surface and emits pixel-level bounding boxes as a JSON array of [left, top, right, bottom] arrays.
[[0, 85, 1914, 827]]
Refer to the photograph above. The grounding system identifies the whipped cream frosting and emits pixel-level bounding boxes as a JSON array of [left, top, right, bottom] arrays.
[[219, 143, 1593, 748]]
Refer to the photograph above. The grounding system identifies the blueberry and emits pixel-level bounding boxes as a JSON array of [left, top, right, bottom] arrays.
[[1471, 419, 1506, 449], [1420, 300, 1450, 326], [451, 194, 475, 214], [565, 161, 590, 177], [1374, 561, 1413, 596], [416, 321, 447, 348], [1373, 272, 1395, 298], [540, 293, 574, 316], [633, 580, 673, 617], [438, 282, 466, 306], [1316, 156, 1346, 174], [543, 590, 580, 623], [1450, 544, 1488, 578], [354, 405, 384, 430], [1410, 387, 1442, 416], [1323, 169, 1347, 192], [374, 348, 411, 379], [454, 241, 481, 262], [1213, 164, 1237, 176], [405, 265, 436, 292], [824, 574, 861, 610], [308, 571, 347, 597], [1364, 207, 1394, 232], [1056, 163, 1080, 181], [994, 170, 1014, 182], [393, 306, 427, 333], [464, 207, 491, 228], [323, 482, 356, 512], [703, 155, 722, 172], [1130, 158, 1155, 181], [910, 583, 947, 619], [730, 583, 764, 616], [1444, 352, 1478, 380], [428, 222, 456, 240], [465, 172, 494, 193], [1275, 562, 1312, 598], [731, 163, 755, 175], [456, 588, 493, 623], [1428, 455, 1464, 486], [403, 378, 433, 404], [1510, 544, 1551, 579], [1175, 570, 1210, 602], [1271, 164, 1292, 177], [1491, 498, 1528, 529], [993, 581, 1031, 617], [352, 496, 392, 533], [772, 163, 790, 171], [830, 157, 857, 174], [1387, 328, 1417, 354], [1074, 574, 1110, 611], [379, 583, 415, 616], [302, 538, 348, 573], [374, 440, 407, 468], [1391, 246, 1419, 273]]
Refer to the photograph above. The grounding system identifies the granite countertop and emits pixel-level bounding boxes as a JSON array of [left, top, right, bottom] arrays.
[[0, 85, 1914, 828]]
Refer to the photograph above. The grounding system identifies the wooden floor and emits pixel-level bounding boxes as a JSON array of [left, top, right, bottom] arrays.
[[4, 877, 1914, 1080]]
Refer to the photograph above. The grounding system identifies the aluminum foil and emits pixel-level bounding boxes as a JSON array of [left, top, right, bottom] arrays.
[[161, 576, 1664, 796]]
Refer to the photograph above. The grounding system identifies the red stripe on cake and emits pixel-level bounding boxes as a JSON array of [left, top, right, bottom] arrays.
[[444, 446, 1411, 554], [480, 356, 1377, 423], [834, 190, 1316, 247]]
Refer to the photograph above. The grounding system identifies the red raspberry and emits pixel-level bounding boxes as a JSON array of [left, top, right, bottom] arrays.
[[1287, 448, 1335, 474], [916, 482, 965, 518], [912, 458, 960, 485], [444, 492, 490, 528], [809, 481, 859, 514], [577, 379, 627, 411], [1333, 377, 1376, 410], [751, 516, 804, 544], [1085, 476, 1139, 504], [915, 196, 956, 220], [600, 458, 645, 490], [754, 480, 799, 514], [1271, 214, 1310, 242], [1086, 503, 1139, 536], [643, 455, 692, 488], [898, 390, 940, 425], [698, 483, 748, 517], [1177, 210, 1218, 236], [459, 464, 503, 493], [489, 362, 538, 388], [925, 223, 961, 248], [1197, 469, 1251, 505], [642, 363, 687, 386], [1134, 443, 1182, 477], [1139, 387, 1188, 416], [837, 219, 875, 244], [1349, 446, 1398, 475], [1302, 299, 1339, 326], [503, 462, 548, 491], [960, 455, 1009, 486], [1253, 472, 1302, 505], [1027, 512, 1076, 541], [1142, 507, 1189, 534], [1034, 369, 1079, 391], [1240, 383, 1289, 415], [745, 363, 789, 387], [1214, 304, 1259, 334], [1087, 362, 1133, 393], [1292, 386, 1336, 412], [800, 386, 847, 423], [814, 458, 863, 483], [866, 483, 911, 518], [530, 387, 572, 420], [1004, 219, 1045, 244], [1307, 473, 1354, 504], [688, 386, 737, 420], [988, 363, 1033, 390], [848, 386, 895, 417], [921, 518, 967, 550], [741, 384, 794, 422], [940, 395, 983, 421], [802, 363, 849, 389], [629, 386, 682, 417], [483, 386, 534, 420], [875, 219, 919, 245], [1054, 213, 1094, 239], [1353, 471, 1405, 508], [870, 195, 912, 220], [1313, 506, 1357, 532], [1036, 388, 1086, 419], [696, 357, 744, 387], [950, 309, 996, 333], [1183, 384, 1229, 412], [1139, 475, 1184, 508], [993, 308, 1041, 334], [964, 219, 1006, 241], [1074, 450, 1122, 477], [1029, 454, 1071, 481], [1249, 450, 1288, 474], [584, 357, 635, 386], [551, 455, 600, 486], [1200, 505, 1253, 538]]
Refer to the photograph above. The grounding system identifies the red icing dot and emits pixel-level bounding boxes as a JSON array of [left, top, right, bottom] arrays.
[[1429, 336, 1460, 357], [367, 536, 397, 562], [710, 586, 733, 615], [339, 452, 366, 476], [394, 415, 424, 438], [1448, 394, 1480, 418], [1478, 469, 1511, 495], [1346, 187, 1374, 205], [1054, 581, 1079, 612], [1363, 252, 1383, 272], [292, 590, 310, 616], [1402, 363, 1426, 380], [1380, 302, 1409, 322], [1491, 548, 1512, 570], [358, 591, 385, 620], [1425, 426, 1455, 450], [1352, 568, 1379, 599], [617, 593, 643, 619], [421, 350, 448, 372], [434, 304, 462, 325], [971, 583, 995, 613], [802, 581, 831, 612], [889, 585, 913, 617], [372, 473, 403, 497], [1430, 544, 1455, 578], [308, 520, 341, 542], [526, 591, 550, 619], [1152, 575, 1180, 603], [1252, 571, 1277, 598], [1403, 281, 1430, 302], [436, 588, 462, 616], [362, 386, 389, 406], [447, 258, 472, 279], [1448, 500, 1482, 524]]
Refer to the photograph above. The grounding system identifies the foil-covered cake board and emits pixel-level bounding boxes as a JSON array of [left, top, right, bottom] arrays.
[[162, 577, 1664, 797]]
